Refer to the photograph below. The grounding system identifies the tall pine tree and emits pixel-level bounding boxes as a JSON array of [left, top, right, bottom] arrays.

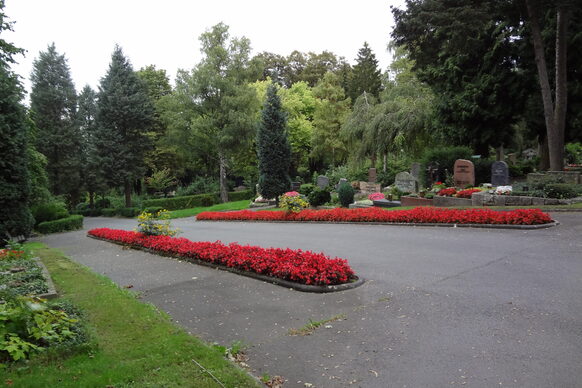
[[30, 43, 81, 204], [348, 42, 382, 102], [0, 1, 34, 243], [95, 46, 153, 207], [257, 84, 291, 200]]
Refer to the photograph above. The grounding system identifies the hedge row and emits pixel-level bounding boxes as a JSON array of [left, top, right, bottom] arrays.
[[142, 190, 254, 211], [36, 215, 84, 234]]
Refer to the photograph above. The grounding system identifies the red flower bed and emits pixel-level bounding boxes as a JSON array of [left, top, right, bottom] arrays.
[[456, 188, 482, 199], [437, 187, 457, 197], [87, 228, 355, 286], [197, 207, 552, 225]]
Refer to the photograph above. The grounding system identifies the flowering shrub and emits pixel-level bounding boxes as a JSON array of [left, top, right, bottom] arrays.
[[368, 192, 385, 201], [437, 187, 457, 197], [495, 186, 512, 195], [279, 192, 309, 213], [136, 210, 178, 236], [197, 207, 552, 225], [431, 181, 446, 192], [88, 228, 355, 286], [0, 249, 26, 261], [456, 188, 482, 199]]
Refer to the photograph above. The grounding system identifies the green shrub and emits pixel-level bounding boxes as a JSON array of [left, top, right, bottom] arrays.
[[299, 183, 315, 196], [101, 208, 117, 217], [473, 158, 493, 185], [176, 176, 219, 196], [36, 215, 83, 234], [118, 207, 141, 218], [95, 198, 111, 209], [77, 208, 102, 217], [143, 206, 164, 214], [421, 146, 473, 186], [308, 188, 331, 207], [543, 184, 578, 199], [337, 183, 355, 208], [226, 190, 254, 201], [31, 202, 69, 225], [143, 193, 218, 211], [565, 142, 582, 164]]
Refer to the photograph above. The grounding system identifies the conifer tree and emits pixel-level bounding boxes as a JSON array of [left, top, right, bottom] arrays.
[[348, 42, 382, 102], [257, 84, 291, 200], [30, 44, 81, 204], [0, 1, 34, 243], [94, 46, 153, 207]]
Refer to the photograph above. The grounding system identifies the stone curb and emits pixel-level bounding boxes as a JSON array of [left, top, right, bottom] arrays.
[[194, 219, 560, 230], [32, 257, 58, 300], [87, 235, 364, 293]]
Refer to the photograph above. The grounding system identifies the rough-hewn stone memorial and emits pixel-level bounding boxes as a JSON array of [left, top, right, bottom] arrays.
[[394, 172, 418, 193], [316, 175, 329, 189], [453, 159, 475, 188]]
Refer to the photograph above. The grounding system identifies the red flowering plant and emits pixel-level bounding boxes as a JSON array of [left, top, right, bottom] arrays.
[[456, 188, 482, 199], [431, 181, 447, 192], [197, 207, 552, 225], [368, 192, 385, 201], [88, 228, 356, 286], [437, 187, 457, 197]]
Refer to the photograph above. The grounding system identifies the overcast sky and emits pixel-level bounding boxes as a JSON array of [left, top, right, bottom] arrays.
[[5, 0, 407, 96]]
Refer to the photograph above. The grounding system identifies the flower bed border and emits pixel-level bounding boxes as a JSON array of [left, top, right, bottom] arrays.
[[87, 235, 364, 293], [32, 257, 58, 299]]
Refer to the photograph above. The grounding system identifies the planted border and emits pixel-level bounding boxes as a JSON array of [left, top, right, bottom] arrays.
[[87, 228, 361, 291], [196, 207, 554, 226]]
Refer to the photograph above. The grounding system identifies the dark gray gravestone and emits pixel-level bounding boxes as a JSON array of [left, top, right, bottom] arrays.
[[394, 172, 418, 193], [491, 161, 509, 186], [290, 181, 301, 191], [316, 175, 329, 189]]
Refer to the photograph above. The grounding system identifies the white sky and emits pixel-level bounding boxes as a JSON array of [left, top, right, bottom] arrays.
[[5, 0, 407, 96]]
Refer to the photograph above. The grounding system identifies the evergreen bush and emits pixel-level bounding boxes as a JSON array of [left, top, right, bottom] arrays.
[[31, 202, 69, 225], [308, 188, 331, 207], [337, 183, 355, 208], [36, 215, 83, 234]]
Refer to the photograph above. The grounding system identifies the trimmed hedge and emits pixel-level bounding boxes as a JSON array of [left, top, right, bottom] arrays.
[[101, 208, 117, 217], [31, 203, 69, 225], [142, 190, 254, 211], [37, 215, 83, 234], [118, 207, 141, 218]]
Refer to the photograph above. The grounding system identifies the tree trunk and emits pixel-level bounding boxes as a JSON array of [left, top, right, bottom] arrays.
[[124, 179, 132, 208], [496, 145, 504, 162], [370, 153, 377, 169], [383, 153, 387, 173], [89, 191, 95, 208], [219, 152, 229, 203], [538, 135, 550, 171], [525, 1, 569, 171]]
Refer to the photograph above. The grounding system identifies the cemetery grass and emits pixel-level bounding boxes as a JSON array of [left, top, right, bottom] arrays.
[[2, 242, 260, 388], [168, 199, 250, 219]]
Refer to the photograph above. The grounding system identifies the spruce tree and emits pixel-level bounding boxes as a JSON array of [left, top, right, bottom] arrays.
[[95, 46, 153, 207], [30, 43, 82, 204], [348, 42, 382, 102], [0, 1, 34, 243], [257, 84, 291, 200]]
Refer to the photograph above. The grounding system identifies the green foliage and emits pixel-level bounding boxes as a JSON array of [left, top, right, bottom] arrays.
[[420, 146, 473, 186], [136, 210, 178, 236], [94, 197, 111, 209], [30, 44, 82, 202], [257, 84, 292, 200], [0, 8, 34, 244], [0, 257, 48, 297], [176, 177, 219, 196], [143, 206, 164, 214], [145, 168, 177, 193], [337, 183, 355, 208], [565, 142, 582, 164], [325, 164, 367, 184], [299, 183, 315, 196], [473, 159, 494, 186], [36, 215, 83, 234], [308, 188, 331, 207], [278, 193, 309, 213], [143, 193, 218, 211], [118, 208, 141, 218], [100, 208, 117, 217], [227, 190, 255, 202], [348, 42, 382, 102], [30, 202, 69, 225], [543, 184, 579, 199]]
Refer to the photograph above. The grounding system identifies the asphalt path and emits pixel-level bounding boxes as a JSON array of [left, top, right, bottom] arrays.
[[38, 213, 582, 388]]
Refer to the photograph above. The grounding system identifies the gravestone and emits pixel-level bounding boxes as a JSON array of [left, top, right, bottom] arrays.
[[491, 161, 509, 186], [336, 178, 348, 190], [316, 175, 329, 189], [411, 163, 421, 180], [426, 161, 440, 187], [291, 181, 301, 191], [368, 168, 377, 183], [453, 159, 475, 188], [359, 182, 382, 194], [394, 172, 418, 193]]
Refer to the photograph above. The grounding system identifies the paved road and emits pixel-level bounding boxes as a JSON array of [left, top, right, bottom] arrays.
[[39, 213, 582, 388]]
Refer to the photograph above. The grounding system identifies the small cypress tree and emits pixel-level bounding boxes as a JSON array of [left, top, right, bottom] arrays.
[[257, 84, 291, 200]]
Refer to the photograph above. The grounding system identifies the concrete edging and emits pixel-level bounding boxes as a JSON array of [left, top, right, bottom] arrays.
[[32, 257, 58, 299], [87, 235, 365, 293], [195, 219, 560, 230]]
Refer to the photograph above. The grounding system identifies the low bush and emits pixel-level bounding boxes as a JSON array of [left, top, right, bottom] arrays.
[[226, 190, 254, 202], [143, 206, 164, 214], [299, 183, 315, 197], [136, 210, 178, 236], [118, 207, 141, 218], [197, 207, 553, 225], [101, 208, 117, 217], [36, 215, 83, 234], [31, 202, 69, 225], [456, 188, 482, 199], [308, 188, 331, 207], [142, 193, 218, 211], [279, 192, 309, 213], [543, 184, 579, 199], [95, 198, 111, 209], [338, 184, 355, 208], [437, 188, 457, 197], [88, 228, 356, 286], [175, 177, 219, 197]]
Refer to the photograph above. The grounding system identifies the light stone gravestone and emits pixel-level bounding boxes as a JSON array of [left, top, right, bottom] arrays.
[[453, 159, 475, 188], [336, 178, 348, 190], [359, 182, 382, 194], [368, 168, 377, 183], [491, 161, 509, 186], [316, 175, 329, 189], [411, 163, 421, 180], [394, 172, 418, 193]]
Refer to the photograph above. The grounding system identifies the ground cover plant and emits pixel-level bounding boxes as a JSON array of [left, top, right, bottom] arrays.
[[197, 207, 553, 225], [0, 244, 48, 296], [88, 228, 356, 286], [2, 243, 260, 387]]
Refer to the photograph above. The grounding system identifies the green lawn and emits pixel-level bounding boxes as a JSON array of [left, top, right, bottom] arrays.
[[168, 200, 251, 219], [3, 243, 260, 388]]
